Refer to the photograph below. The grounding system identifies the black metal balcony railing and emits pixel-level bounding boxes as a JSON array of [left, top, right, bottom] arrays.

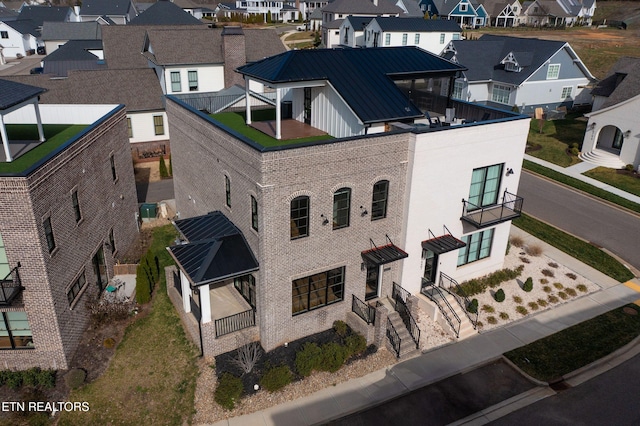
[[386, 317, 401, 358], [461, 190, 523, 228], [215, 309, 256, 338], [0, 264, 23, 306], [439, 272, 477, 329], [351, 294, 376, 325]]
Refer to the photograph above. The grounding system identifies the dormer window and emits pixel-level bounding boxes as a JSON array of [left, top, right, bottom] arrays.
[[504, 61, 520, 72]]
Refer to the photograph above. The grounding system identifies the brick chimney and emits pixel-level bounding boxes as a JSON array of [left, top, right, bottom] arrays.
[[222, 26, 246, 88]]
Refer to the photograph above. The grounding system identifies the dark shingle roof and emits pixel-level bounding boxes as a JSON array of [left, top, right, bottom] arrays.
[[244, 29, 286, 63], [42, 40, 106, 76], [143, 27, 224, 65], [592, 57, 640, 109], [323, 0, 403, 14], [3, 68, 164, 112], [0, 79, 46, 110], [80, 0, 134, 17], [129, 0, 202, 25], [343, 16, 373, 30], [17, 6, 70, 26], [4, 19, 39, 37], [238, 47, 465, 124], [41, 21, 102, 41], [373, 17, 462, 32]]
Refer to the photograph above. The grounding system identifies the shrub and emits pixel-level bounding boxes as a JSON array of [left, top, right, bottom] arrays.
[[295, 342, 322, 377], [576, 284, 588, 293], [36, 369, 56, 388], [565, 288, 577, 297], [494, 289, 505, 303], [525, 244, 542, 256], [215, 373, 243, 410], [159, 156, 169, 178], [553, 282, 564, 289], [541, 269, 555, 277], [566, 273, 577, 280], [344, 333, 367, 357], [260, 365, 292, 392], [487, 316, 498, 325], [476, 321, 484, 328], [626, 164, 634, 172], [319, 342, 348, 373], [64, 368, 86, 390], [103, 337, 116, 348], [458, 266, 524, 296], [543, 285, 552, 293], [537, 298, 549, 307], [523, 277, 533, 292], [333, 320, 348, 338], [6, 372, 23, 389], [570, 142, 579, 149], [520, 256, 530, 264], [513, 295, 523, 304], [515, 306, 528, 316], [481, 304, 495, 313], [558, 291, 569, 300], [510, 235, 524, 247], [540, 278, 548, 284], [467, 298, 478, 314], [528, 302, 539, 311], [548, 295, 559, 304], [499, 312, 509, 320], [570, 147, 579, 156], [548, 262, 559, 268]]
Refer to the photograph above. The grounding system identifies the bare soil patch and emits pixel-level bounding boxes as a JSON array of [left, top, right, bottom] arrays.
[[134, 161, 162, 184]]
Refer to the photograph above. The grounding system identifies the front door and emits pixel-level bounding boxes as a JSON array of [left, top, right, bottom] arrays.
[[423, 249, 438, 284], [92, 247, 107, 291], [612, 128, 624, 150], [365, 264, 380, 301], [303, 87, 311, 125]]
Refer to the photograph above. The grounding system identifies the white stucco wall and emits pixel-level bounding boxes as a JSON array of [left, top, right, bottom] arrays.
[[128, 111, 170, 144], [164, 65, 225, 95], [364, 23, 460, 55], [0, 23, 37, 58], [399, 117, 530, 294]]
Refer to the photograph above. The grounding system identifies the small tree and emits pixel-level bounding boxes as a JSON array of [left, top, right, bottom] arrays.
[[523, 277, 534, 292], [467, 298, 478, 314], [233, 337, 262, 374], [168, 155, 173, 176], [494, 289, 505, 303], [159, 156, 169, 178]]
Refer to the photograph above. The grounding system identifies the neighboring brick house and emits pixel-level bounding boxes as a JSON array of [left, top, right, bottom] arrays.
[[165, 47, 529, 358], [0, 79, 138, 370]]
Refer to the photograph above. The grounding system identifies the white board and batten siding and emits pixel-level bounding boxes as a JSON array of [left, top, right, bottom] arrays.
[[128, 111, 170, 144], [164, 65, 225, 95]]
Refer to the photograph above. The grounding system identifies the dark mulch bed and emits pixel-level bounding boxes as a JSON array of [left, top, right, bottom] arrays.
[[616, 169, 640, 178], [525, 142, 542, 152], [215, 325, 377, 395]]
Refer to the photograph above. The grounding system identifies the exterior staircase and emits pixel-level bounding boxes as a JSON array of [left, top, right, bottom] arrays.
[[579, 149, 626, 169], [386, 310, 420, 360], [419, 289, 477, 340]]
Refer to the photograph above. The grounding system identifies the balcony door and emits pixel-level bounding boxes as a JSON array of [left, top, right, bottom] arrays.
[[304, 87, 312, 125], [365, 264, 380, 301], [92, 247, 107, 292], [423, 249, 438, 284]]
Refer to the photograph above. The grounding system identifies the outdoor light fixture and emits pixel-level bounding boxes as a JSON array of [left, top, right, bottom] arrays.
[[360, 206, 368, 217], [320, 214, 329, 225], [506, 168, 514, 176], [589, 122, 596, 130], [624, 130, 632, 138]]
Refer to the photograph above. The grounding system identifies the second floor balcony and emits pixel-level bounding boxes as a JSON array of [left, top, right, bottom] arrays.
[[461, 190, 523, 228]]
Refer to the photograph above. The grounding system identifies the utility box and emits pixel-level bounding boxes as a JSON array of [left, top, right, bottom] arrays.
[[140, 203, 157, 222]]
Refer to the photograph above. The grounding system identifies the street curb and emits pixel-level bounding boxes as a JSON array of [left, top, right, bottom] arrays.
[[499, 355, 549, 387]]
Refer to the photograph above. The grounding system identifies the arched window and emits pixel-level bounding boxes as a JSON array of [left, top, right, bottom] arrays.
[[371, 180, 389, 220], [290, 196, 309, 239], [332, 188, 351, 230]]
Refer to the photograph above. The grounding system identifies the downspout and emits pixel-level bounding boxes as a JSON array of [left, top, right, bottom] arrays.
[[446, 74, 456, 109]]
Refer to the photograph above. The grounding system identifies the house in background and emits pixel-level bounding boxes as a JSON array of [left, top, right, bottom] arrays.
[[0, 19, 38, 58], [170, 0, 217, 20], [359, 16, 462, 53], [580, 57, 640, 170], [443, 34, 594, 114], [214, 0, 301, 23], [164, 47, 528, 359], [337, 16, 372, 48], [129, 0, 203, 25], [41, 40, 106, 76], [41, 21, 102, 55], [16, 5, 76, 25], [419, 0, 488, 27], [79, 0, 137, 25], [0, 79, 138, 370], [482, 0, 522, 27]]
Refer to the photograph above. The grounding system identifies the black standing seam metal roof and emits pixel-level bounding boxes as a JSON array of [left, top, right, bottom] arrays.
[[168, 212, 259, 286], [421, 235, 466, 255], [361, 244, 409, 266], [0, 79, 46, 111], [237, 47, 466, 124]]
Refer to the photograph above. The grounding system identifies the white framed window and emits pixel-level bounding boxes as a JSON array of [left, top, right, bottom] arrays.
[[440, 33, 445, 44], [385, 33, 390, 46], [491, 84, 511, 104], [547, 64, 560, 80], [460, 4, 468, 12], [153, 115, 165, 135], [188, 70, 198, 91], [415, 33, 420, 44], [561, 86, 573, 99], [402, 33, 407, 46], [170, 71, 181, 92], [453, 80, 464, 100]]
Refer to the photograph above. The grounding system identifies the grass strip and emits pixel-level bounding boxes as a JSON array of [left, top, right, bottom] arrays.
[[505, 304, 640, 382], [584, 166, 640, 198], [513, 213, 634, 283], [59, 226, 199, 426], [523, 160, 640, 213]]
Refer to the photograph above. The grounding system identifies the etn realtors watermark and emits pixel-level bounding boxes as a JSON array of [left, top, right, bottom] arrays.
[[2, 401, 89, 415]]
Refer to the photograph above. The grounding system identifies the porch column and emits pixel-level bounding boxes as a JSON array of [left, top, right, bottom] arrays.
[[245, 76, 252, 125], [33, 100, 46, 142], [199, 284, 211, 324], [180, 270, 191, 313], [275, 87, 282, 140], [0, 114, 12, 162]]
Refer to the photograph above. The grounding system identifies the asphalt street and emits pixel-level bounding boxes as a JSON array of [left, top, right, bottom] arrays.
[[518, 171, 640, 271]]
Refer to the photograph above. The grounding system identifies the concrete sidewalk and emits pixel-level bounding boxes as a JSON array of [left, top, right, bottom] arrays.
[[524, 154, 640, 205], [208, 227, 640, 426]]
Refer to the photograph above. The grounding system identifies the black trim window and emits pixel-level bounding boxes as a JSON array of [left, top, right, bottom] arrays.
[[188, 70, 198, 91], [71, 190, 81, 223], [127, 117, 133, 138], [234, 274, 256, 308], [109, 228, 116, 254], [468, 164, 503, 208], [290, 196, 309, 239], [371, 180, 389, 220], [224, 175, 231, 208], [251, 196, 258, 232], [67, 272, 87, 305], [457, 228, 494, 266], [0, 31, 8, 39], [0, 311, 34, 349], [333, 188, 351, 229], [43, 217, 55, 253], [292, 266, 345, 315], [109, 154, 117, 181], [153, 115, 165, 136]]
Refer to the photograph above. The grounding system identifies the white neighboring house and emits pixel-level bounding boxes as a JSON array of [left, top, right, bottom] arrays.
[[79, 0, 137, 25], [443, 34, 594, 114], [360, 16, 462, 54], [41, 21, 102, 55], [215, 1, 300, 23], [0, 20, 37, 58], [580, 57, 640, 170]]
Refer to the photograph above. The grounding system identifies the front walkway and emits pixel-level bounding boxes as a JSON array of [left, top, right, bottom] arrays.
[[525, 154, 640, 205], [209, 226, 640, 426]]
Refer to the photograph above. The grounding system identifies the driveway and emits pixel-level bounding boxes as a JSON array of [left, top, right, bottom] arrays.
[[0, 55, 45, 76]]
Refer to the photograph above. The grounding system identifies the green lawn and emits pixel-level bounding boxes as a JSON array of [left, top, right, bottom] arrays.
[[211, 109, 333, 148], [584, 167, 640, 198], [526, 115, 585, 167], [513, 213, 634, 283], [505, 304, 640, 382], [0, 124, 86, 174], [59, 226, 199, 426], [523, 160, 640, 213]]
